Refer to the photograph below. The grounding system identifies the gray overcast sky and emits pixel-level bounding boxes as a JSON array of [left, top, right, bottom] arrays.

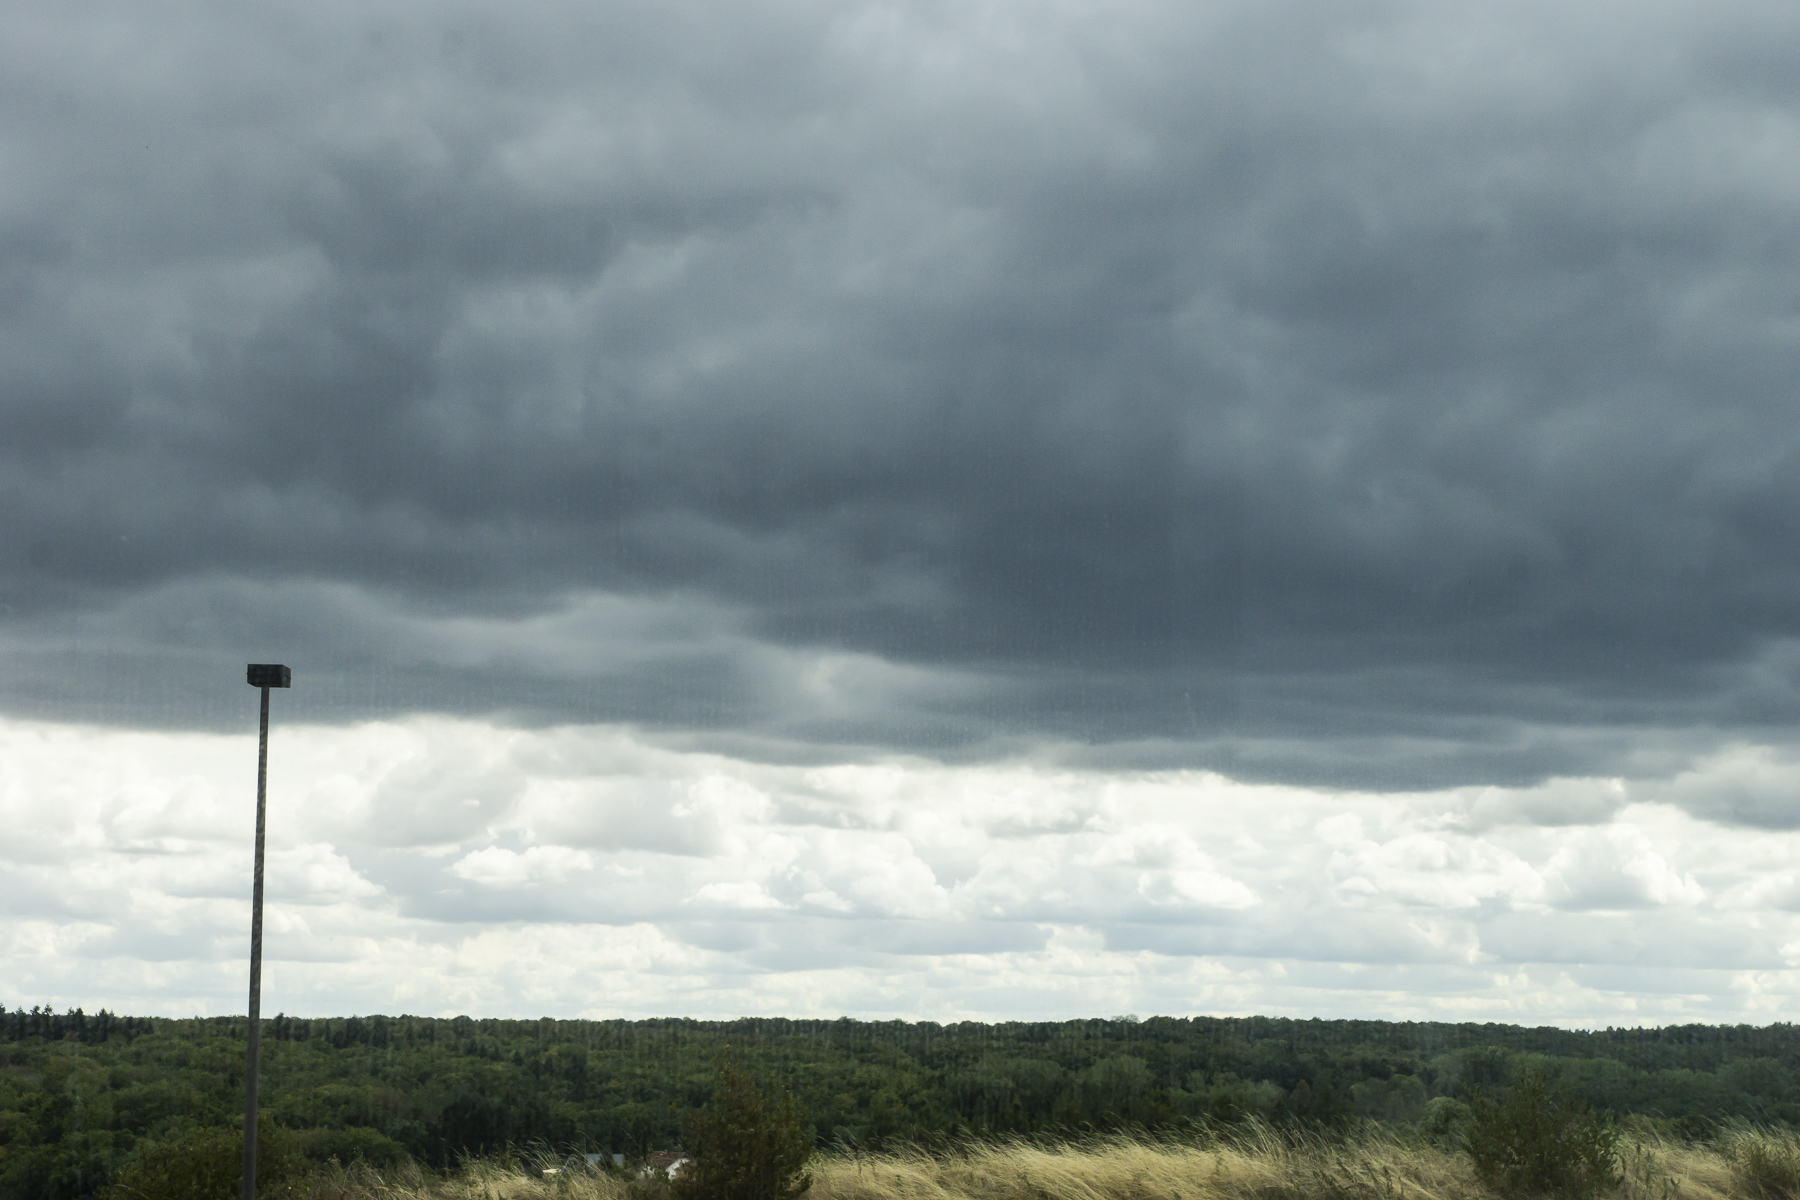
[[7, 0, 1800, 1023]]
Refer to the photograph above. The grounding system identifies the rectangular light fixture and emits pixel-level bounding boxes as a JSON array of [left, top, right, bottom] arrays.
[[246, 664, 291, 688]]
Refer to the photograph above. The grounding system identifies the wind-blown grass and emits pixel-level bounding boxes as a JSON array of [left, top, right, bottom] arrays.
[[269, 1126, 1761, 1200], [1722, 1128, 1800, 1200]]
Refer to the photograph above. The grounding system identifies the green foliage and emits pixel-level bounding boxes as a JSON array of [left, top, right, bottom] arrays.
[[1352, 1072, 1428, 1123], [1671, 1113, 1717, 1144], [1465, 1067, 1620, 1200], [673, 1048, 812, 1200], [1420, 1096, 1471, 1147], [291, 1126, 406, 1168], [97, 1115, 306, 1200], [14, 1006, 1800, 1198], [1728, 1130, 1800, 1200]]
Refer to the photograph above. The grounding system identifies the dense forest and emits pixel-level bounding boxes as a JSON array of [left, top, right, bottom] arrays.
[[4, 1005, 1800, 1199]]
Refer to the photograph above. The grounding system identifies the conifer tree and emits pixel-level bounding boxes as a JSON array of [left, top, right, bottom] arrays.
[[1465, 1067, 1619, 1200], [674, 1047, 812, 1200]]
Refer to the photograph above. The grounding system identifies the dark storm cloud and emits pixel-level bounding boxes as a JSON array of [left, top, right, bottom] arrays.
[[6, 0, 1800, 790]]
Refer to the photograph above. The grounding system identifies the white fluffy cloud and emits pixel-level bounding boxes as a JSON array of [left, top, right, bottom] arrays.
[[1542, 825, 1704, 910], [4, 715, 1800, 1025]]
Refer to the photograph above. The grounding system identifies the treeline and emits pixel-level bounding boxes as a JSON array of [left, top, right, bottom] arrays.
[[5, 1007, 1800, 1199], [0, 1008, 155, 1046]]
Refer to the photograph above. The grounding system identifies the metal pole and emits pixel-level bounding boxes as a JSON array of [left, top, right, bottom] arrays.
[[243, 683, 269, 1200]]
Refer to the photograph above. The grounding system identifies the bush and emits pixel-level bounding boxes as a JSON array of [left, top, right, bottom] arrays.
[[1671, 1113, 1717, 1144], [673, 1047, 813, 1200], [292, 1125, 408, 1168], [1421, 1096, 1472, 1146], [99, 1115, 307, 1200], [1464, 1067, 1619, 1200]]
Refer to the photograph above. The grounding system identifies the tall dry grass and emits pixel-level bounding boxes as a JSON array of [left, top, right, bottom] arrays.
[[277, 1127, 1774, 1200]]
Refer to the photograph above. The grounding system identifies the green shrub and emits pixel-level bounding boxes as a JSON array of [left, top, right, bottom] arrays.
[[1421, 1096, 1472, 1146], [1728, 1130, 1800, 1200], [673, 1047, 813, 1200], [292, 1125, 408, 1168], [1464, 1067, 1619, 1200], [99, 1115, 307, 1200], [1671, 1113, 1717, 1144]]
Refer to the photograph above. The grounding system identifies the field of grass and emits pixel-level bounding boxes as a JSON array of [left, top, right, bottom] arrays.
[[269, 1127, 1787, 1200]]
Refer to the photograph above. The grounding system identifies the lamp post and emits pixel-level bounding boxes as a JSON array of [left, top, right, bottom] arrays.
[[242, 664, 290, 1200]]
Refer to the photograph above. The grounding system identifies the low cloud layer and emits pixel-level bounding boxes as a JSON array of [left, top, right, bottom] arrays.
[[7, 716, 1800, 1024], [4, 0, 1800, 789]]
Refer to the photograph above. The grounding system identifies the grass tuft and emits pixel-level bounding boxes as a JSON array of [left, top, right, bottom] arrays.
[[1726, 1128, 1800, 1200]]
